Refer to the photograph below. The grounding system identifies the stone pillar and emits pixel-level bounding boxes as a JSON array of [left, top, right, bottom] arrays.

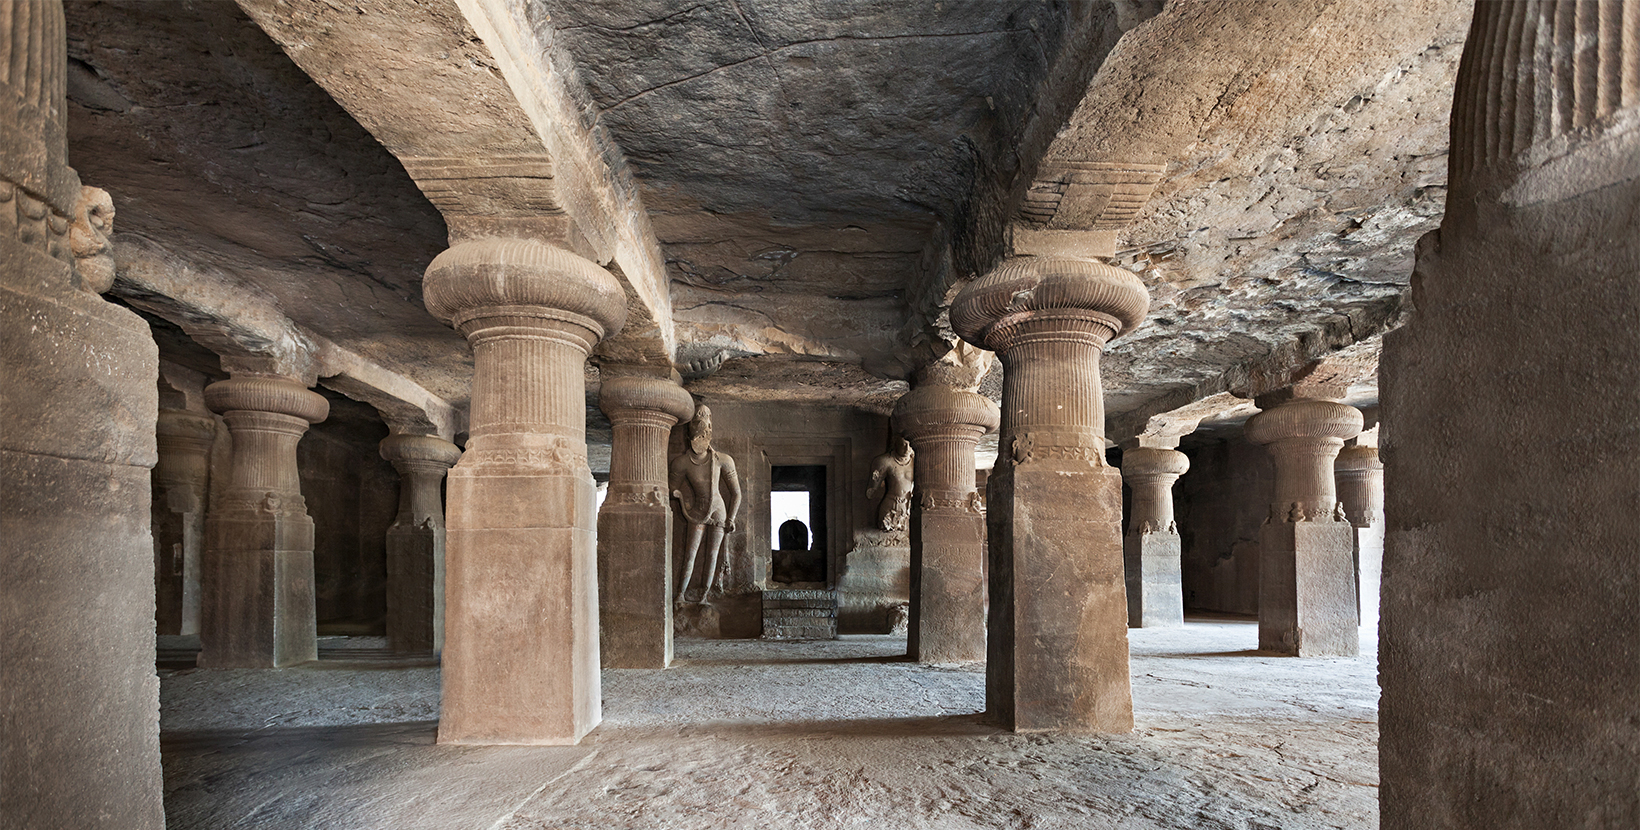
[[198, 376, 329, 668], [1, 2, 165, 824], [379, 433, 461, 656], [951, 255, 1148, 732], [894, 382, 999, 663], [153, 409, 217, 635], [596, 373, 694, 669], [424, 238, 626, 745], [1121, 445, 1189, 628], [1244, 396, 1362, 656], [1334, 445, 1382, 528], [1381, 6, 1639, 826]]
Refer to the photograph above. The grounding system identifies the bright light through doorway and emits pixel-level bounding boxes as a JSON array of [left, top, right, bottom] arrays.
[[770, 491, 810, 548]]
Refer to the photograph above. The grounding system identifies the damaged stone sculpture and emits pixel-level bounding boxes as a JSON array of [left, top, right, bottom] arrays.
[[669, 404, 742, 604], [867, 437, 915, 533]]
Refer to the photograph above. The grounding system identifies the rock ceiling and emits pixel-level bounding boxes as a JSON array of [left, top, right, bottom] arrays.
[[63, 0, 1473, 449]]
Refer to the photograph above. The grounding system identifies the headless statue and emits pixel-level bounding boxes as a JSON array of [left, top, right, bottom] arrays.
[[669, 405, 742, 603], [867, 437, 915, 533]]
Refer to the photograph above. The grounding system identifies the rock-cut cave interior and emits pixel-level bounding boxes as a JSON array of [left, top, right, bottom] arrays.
[[3, 1, 1636, 828]]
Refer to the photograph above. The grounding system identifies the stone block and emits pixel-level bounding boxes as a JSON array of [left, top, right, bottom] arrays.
[[597, 503, 672, 668], [198, 511, 320, 668], [910, 508, 986, 662], [1258, 520, 1357, 656], [1124, 531, 1183, 628]]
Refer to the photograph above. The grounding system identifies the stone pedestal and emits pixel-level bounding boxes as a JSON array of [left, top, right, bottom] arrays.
[[952, 255, 1148, 732], [1120, 446, 1188, 628], [379, 433, 461, 656], [1335, 444, 1383, 627], [1245, 396, 1362, 656], [424, 238, 626, 745], [894, 382, 998, 663], [153, 409, 217, 635], [199, 376, 329, 668], [596, 374, 694, 668], [2, 6, 165, 822]]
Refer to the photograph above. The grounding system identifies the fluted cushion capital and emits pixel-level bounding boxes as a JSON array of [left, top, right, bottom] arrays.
[[893, 385, 1000, 439], [1335, 445, 1383, 472], [423, 238, 627, 339], [156, 409, 218, 441], [204, 377, 328, 423], [950, 256, 1149, 350], [598, 375, 695, 423], [1245, 399, 1362, 446], [380, 433, 462, 467], [1121, 446, 1190, 477]]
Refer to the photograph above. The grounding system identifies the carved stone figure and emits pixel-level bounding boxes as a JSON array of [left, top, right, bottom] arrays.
[[669, 405, 741, 603], [69, 185, 116, 293], [867, 437, 915, 533]]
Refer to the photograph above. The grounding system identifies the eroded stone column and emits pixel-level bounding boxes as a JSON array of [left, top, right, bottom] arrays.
[[379, 433, 461, 656], [153, 409, 217, 635], [425, 238, 626, 745], [1244, 395, 1362, 656], [894, 381, 999, 664], [952, 255, 1148, 732], [597, 373, 694, 669], [1, 3, 165, 823], [1121, 445, 1189, 628], [199, 376, 329, 668]]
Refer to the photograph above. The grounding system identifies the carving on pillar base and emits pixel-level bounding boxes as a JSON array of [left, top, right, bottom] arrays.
[[460, 438, 585, 473], [920, 489, 984, 514], [1133, 519, 1178, 535], [1270, 501, 1352, 524], [1011, 431, 1108, 467], [609, 485, 667, 507]]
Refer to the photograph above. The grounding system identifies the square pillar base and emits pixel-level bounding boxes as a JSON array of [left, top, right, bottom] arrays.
[[199, 512, 318, 668], [597, 503, 672, 669], [988, 463, 1133, 732], [1124, 531, 1183, 628], [385, 526, 441, 655], [1259, 520, 1358, 656], [910, 508, 987, 663], [439, 468, 600, 745]]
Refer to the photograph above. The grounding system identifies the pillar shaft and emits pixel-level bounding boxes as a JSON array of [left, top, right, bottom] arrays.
[[1334, 446, 1383, 528], [1245, 397, 1362, 656], [424, 238, 626, 745], [1, 4, 165, 823], [199, 377, 328, 668], [380, 434, 461, 656], [895, 384, 999, 664], [153, 409, 216, 635], [596, 374, 693, 669], [952, 255, 1148, 732], [1121, 447, 1189, 628]]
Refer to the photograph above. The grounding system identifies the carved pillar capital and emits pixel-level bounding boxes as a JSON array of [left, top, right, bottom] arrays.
[[893, 383, 999, 509], [1245, 398, 1362, 522], [204, 376, 328, 513], [1334, 444, 1384, 528], [952, 256, 1147, 462], [1120, 447, 1189, 534], [379, 433, 462, 477]]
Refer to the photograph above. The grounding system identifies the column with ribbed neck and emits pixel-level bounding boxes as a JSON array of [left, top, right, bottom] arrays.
[[597, 373, 695, 668], [424, 237, 626, 745], [198, 376, 329, 668], [1245, 395, 1362, 656], [951, 255, 1148, 732], [894, 382, 999, 664], [153, 409, 217, 636], [379, 433, 461, 657], [1334, 445, 1383, 529], [1121, 446, 1189, 628]]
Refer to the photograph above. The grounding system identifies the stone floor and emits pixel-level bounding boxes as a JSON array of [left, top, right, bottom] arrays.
[[160, 617, 1379, 829]]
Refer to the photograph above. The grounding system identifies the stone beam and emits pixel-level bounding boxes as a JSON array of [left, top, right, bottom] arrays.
[[235, 0, 674, 370], [112, 234, 461, 439]]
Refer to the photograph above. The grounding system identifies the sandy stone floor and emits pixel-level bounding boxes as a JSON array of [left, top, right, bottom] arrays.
[[160, 618, 1378, 829]]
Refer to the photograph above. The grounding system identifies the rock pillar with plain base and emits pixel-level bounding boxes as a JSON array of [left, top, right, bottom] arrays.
[[153, 409, 216, 635], [597, 374, 694, 669], [198, 376, 329, 668], [1, 4, 165, 824], [379, 433, 461, 657], [425, 238, 626, 745], [894, 382, 999, 664], [951, 255, 1148, 733], [1244, 396, 1362, 657], [1335, 443, 1383, 630], [1381, 5, 1639, 826], [1121, 446, 1188, 628]]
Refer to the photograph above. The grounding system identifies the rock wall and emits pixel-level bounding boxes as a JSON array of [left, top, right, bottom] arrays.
[[1175, 437, 1272, 615]]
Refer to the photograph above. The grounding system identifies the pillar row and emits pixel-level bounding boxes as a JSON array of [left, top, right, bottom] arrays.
[[199, 376, 329, 668], [153, 409, 217, 636], [380, 433, 461, 656], [597, 373, 695, 669], [1244, 396, 1362, 656], [424, 237, 626, 746], [894, 382, 999, 664], [952, 255, 1148, 733], [1121, 447, 1189, 628]]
